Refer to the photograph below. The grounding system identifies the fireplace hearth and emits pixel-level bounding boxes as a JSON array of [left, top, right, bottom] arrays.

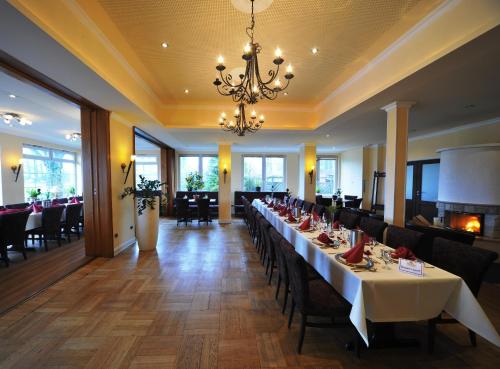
[[445, 211, 484, 236]]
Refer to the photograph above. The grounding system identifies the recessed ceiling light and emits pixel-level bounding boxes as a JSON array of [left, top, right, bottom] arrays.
[[184, 89, 189, 94], [8, 94, 16, 99], [311, 47, 319, 55], [161, 41, 169, 48], [326, 134, 330, 138]]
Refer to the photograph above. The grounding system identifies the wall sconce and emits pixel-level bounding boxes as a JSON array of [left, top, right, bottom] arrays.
[[308, 165, 315, 184], [122, 155, 136, 184], [222, 163, 228, 184], [11, 159, 22, 182]]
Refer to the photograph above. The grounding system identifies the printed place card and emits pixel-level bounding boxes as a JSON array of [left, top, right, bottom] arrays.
[[398, 259, 424, 277]]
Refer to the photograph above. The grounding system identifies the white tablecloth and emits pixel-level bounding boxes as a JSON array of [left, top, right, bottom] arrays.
[[253, 200, 500, 347], [25, 202, 83, 231]]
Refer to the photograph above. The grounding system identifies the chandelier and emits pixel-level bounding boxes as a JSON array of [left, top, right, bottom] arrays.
[[1, 112, 32, 126], [213, 0, 294, 104], [218, 103, 264, 136]]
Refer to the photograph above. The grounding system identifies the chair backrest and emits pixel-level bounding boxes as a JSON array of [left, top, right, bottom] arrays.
[[175, 198, 190, 218], [196, 198, 210, 218], [386, 225, 423, 252], [269, 227, 287, 282], [0, 210, 30, 247], [296, 199, 304, 209], [338, 209, 361, 229], [42, 206, 65, 233], [302, 201, 314, 213], [432, 237, 498, 296], [312, 204, 325, 217], [65, 203, 83, 228], [259, 217, 274, 260], [57, 198, 69, 204], [359, 216, 388, 243], [5, 202, 29, 209], [281, 238, 309, 311], [344, 195, 358, 200], [345, 198, 362, 209], [315, 195, 323, 203]]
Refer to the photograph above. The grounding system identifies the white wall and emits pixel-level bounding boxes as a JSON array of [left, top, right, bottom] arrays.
[[339, 147, 363, 198], [0, 132, 81, 205]]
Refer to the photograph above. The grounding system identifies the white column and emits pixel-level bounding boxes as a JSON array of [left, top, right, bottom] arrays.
[[298, 143, 316, 202], [381, 101, 414, 226]]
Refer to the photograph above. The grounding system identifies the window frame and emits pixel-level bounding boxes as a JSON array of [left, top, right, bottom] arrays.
[[177, 154, 219, 191], [315, 155, 339, 196], [241, 155, 287, 192], [22, 143, 79, 198], [134, 153, 161, 182]]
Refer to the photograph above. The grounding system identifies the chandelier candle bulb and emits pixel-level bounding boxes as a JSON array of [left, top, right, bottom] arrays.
[[221, 112, 226, 118], [244, 43, 251, 54], [251, 110, 257, 119], [217, 55, 224, 65]]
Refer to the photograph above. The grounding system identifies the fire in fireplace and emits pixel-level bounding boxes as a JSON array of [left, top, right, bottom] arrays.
[[445, 211, 484, 236]]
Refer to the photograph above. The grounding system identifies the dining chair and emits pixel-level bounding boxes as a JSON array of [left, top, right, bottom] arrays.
[[281, 239, 351, 354], [302, 201, 314, 213], [62, 203, 83, 242], [296, 199, 304, 209], [359, 216, 388, 243], [427, 237, 498, 353], [26, 206, 65, 251], [385, 225, 423, 253], [338, 209, 361, 229], [344, 195, 358, 200], [196, 198, 211, 225], [259, 218, 275, 284], [175, 198, 191, 226], [0, 210, 30, 266], [312, 204, 325, 217], [5, 202, 29, 209]]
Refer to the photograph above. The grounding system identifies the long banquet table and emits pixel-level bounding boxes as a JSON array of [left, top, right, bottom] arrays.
[[253, 199, 500, 347], [25, 203, 83, 231]]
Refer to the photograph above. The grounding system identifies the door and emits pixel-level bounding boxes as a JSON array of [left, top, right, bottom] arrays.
[[405, 159, 440, 222]]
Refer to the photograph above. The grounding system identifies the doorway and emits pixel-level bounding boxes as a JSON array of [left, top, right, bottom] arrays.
[[405, 159, 440, 222]]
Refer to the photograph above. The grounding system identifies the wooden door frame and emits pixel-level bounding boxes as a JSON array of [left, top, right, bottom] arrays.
[[0, 51, 114, 257], [406, 159, 440, 220]]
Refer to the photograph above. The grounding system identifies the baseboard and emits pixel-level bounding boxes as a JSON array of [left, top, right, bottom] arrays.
[[114, 237, 136, 256], [218, 218, 232, 224]]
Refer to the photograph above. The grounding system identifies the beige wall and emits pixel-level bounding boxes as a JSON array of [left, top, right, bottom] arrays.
[[408, 120, 500, 161], [109, 115, 135, 255], [0, 132, 81, 205], [339, 147, 363, 198]]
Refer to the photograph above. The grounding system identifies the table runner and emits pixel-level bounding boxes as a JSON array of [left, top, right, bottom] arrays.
[[253, 199, 500, 347]]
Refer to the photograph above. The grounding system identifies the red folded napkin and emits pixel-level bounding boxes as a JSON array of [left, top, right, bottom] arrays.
[[317, 232, 333, 244], [332, 221, 340, 230], [299, 216, 311, 231], [390, 246, 416, 261], [312, 211, 320, 222], [70, 197, 80, 204], [342, 239, 365, 264], [267, 201, 274, 208], [279, 208, 287, 217], [287, 213, 297, 223], [51, 199, 59, 206], [27, 204, 43, 213]]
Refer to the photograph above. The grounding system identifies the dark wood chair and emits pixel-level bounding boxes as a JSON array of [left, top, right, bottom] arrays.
[[338, 209, 361, 229], [259, 218, 275, 284], [175, 198, 191, 226], [344, 195, 358, 200], [5, 202, 29, 209], [196, 198, 212, 225], [312, 204, 326, 217], [359, 216, 387, 243], [26, 206, 65, 251], [427, 237, 498, 353], [296, 199, 304, 209], [0, 210, 30, 266], [385, 225, 423, 253], [62, 203, 83, 242], [345, 198, 362, 209], [302, 201, 314, 213], [281, 239, 351, 353]]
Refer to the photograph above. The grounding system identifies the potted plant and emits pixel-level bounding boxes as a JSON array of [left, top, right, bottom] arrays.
[[28, 188, 41, 203], [121, 175, 167, 251], [68, 186, 76, 198], [185, 172, 204, 192]]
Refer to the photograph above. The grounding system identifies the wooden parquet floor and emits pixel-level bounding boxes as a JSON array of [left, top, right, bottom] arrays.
[[0, 219, 499, 369]]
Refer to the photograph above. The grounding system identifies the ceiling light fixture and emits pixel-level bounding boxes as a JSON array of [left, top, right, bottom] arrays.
[[65, 132, 81, 141], [214, 0, 294, 104], [8, 94, 16, 99], [161, 41, 168, 48], [1, 112, 32, 126], [218, 103, 264, 136], [184, 89, 189, 94], [311, 47, 319, 55]]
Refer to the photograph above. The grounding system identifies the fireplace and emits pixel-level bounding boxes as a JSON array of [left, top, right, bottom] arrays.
[[444, 211, 484, 236]]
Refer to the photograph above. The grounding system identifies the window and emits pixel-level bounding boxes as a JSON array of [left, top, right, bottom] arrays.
[[23, 144, 78, 200], [135, 155, 160, 182], [243, 156, 285, 191], [316, 157, 337, 195], [178, 155, 219, 191]]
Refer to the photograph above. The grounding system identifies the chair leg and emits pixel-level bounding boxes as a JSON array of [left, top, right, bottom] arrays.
[[282, 283, 289, 314], [44, 237, 48, 252], [468, 330, 477, 347], [265, 256, 270, 275], [297, 313, 307, 354], [268, 260, 274, 285], [427, 319, 436, 354], [275, 275, 281, 300], [288, 299, 295, 328]]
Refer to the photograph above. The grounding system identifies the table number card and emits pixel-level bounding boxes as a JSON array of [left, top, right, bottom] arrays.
[[398, 259, 424, 277]]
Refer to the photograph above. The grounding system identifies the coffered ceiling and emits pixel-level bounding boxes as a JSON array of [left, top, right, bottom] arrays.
[[95, 0, 442, 106]]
